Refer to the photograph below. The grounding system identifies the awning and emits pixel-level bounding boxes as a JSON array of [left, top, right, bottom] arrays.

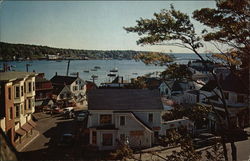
[[16, 128, 26, 136], [28, 119, 37, 128], [21, 123, 33, 132]]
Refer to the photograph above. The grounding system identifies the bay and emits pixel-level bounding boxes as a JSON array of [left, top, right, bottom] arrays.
[[1, 53, 202, 85]]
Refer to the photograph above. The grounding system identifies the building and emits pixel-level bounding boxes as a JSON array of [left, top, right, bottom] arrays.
[[87, 89, 193, 150], [200, 73, 249, 129], [0, 72, 37, 147], [35, 73, 53, 112], [50, 73, 87, 109]]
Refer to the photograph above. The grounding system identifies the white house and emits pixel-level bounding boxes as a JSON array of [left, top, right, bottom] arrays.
[[87, 89, 193, 150], [50, 73, 87, 109]]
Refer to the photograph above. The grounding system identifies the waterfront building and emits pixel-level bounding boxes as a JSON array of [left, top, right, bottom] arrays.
[[50, 73, 87, 109], [0, 72, 37, 147]]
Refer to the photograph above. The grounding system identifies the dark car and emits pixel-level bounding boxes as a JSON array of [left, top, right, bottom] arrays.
[[58, 134, 74, 147]]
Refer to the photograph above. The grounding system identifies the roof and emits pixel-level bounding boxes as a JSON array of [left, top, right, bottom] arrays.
[[200, 80, 217, 92], [35, 76, 50, 83], [50, 75, 77, 85], [222, 73, 248, 94], [0, 72, 36, 82], [52, 85, 70, 95], [171, 81, 183, 91], [88, 89, 163, 110]]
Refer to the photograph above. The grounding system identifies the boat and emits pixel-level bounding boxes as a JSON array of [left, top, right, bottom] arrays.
[[107, 73, 116, 77], [94, 66, 101, 69], [91, 75, 98, 79], [91, 69, 97, 71], [70, 72, 78, 76], [132, 73, 138, 75], [110, 67, 118, 72], [83, 70, 90, 73]]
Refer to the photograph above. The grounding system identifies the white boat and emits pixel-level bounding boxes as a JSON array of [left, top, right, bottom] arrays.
[[110, 67, 118, 72]]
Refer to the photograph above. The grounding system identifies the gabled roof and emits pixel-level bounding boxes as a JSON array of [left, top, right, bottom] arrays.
[[200, 80, 217, 92], [222, 73, 248, 94], [50, 75, 77, 85], [52, 85, 70, 95], [88, 89, 163, 110]]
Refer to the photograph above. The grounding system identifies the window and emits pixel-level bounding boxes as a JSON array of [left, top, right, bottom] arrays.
[[8, 87, 11, 100], [33, 82, 35, 91], [15, 105, 20, 117], [120, 134, 125, 141], [28, 82, 32, 92], [92, 131, 97, 144], [100, 114, 112, 124], [9, 107, 13, 120], [148, 113, 153, 123], [237, 95, 244, 103], [73, 86, 78, 91], [120, 116, 125, 126], [24, 83, 26, 93], [28, 99, 32, 109], [15, 86, 20, 98], [224, 92, 229, 99], [21, 86, 24, 96], [102, 134, 113, 146]]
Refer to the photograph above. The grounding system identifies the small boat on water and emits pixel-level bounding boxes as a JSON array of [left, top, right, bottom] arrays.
[[91, 75, 98, 79], [83, 70, 90, 73], [70, 72, 78, 76], [91, 69, 97, 71], [94, 66, 101, 69], [132, 73, 138, 75], [107, 73, 116, 77], [110, 67, 118, 72]]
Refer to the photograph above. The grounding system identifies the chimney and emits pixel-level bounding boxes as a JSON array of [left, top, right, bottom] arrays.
[[55, 72, 57, 76], [77, 72, 79, 77]]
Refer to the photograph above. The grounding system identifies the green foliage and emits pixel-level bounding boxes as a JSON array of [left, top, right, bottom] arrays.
[[205, 140, 225, 161], [165, 138, 202, 161], [0, 42, 146, 61], [161, 63, 192, 80], [193, 0, 250, 69], [110, 144, 134, 161], [124, 4, 203, 51], [134, 52, 173, 66]]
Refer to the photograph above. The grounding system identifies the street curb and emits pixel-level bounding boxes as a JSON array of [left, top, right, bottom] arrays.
[[18, 130, 40, 152]]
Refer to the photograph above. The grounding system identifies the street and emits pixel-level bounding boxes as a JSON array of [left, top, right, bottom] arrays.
[[18, 113, 85, 161]]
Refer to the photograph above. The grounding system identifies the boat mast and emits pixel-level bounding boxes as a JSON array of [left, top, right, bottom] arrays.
[[66, 60, 70, 76]]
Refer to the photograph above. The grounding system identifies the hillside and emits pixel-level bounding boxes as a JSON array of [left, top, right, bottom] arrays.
[[0, 42, 152, 61]]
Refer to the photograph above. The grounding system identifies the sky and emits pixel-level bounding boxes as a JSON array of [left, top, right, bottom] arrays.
[[0, 1, 218, 53]]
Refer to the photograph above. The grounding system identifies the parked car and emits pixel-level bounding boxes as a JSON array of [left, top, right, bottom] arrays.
[[63, 107, 74, 114], [58, 133, 74, 147], [52, 107, 63, 114], [75, 112, 86, 121]]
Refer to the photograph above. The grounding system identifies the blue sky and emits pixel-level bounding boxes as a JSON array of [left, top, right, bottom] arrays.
[[0, 1, 217, 53]]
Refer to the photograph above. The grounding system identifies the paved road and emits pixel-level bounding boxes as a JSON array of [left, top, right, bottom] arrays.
[[19, 113, 84, 161]]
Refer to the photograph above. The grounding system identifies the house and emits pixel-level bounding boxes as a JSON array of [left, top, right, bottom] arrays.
[[0, 72, 37, 147], [35, 73, 53, 112], [52, 85, 74, 108], [200, 73, 249, 128], [158, 81, 173, 97], [50, 73, 87, 109], [87, 89, 193, 150]]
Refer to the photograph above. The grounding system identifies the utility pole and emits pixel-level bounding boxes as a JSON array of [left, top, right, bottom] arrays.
[[66, 60, 70, 76]]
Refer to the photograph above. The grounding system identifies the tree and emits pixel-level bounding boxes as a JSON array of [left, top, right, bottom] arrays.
[[124, 2, 244, 160], [161, 63, 192, 80], [193, 0, 250, 70]]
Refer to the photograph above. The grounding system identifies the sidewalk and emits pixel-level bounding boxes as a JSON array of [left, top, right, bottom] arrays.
[[32, 112, 51, 120], [16, 130, 40, 152]]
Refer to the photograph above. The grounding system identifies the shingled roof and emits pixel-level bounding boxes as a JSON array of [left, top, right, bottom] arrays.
[[50, 75, 77, 85], [88, 89, 163, 110]]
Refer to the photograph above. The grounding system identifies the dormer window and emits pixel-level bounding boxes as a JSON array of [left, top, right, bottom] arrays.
[[100, 114, 112, 125]]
